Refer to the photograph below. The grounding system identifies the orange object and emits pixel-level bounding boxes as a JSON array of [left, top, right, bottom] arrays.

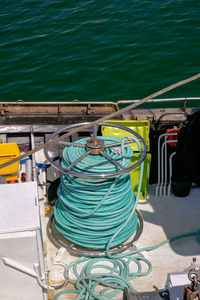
[[166, 128, 179, 147]]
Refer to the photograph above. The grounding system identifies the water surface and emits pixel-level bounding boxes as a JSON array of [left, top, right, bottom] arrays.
[[0, 0, 199, 102]]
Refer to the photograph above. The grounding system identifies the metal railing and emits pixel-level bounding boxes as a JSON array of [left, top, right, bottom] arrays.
[[116, 97, 200, 105]]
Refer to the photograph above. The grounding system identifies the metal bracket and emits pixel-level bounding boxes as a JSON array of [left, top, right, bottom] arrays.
[[188, 269, 200, 283], [186, 258, 200, 283], [2, 257, 69, 290]]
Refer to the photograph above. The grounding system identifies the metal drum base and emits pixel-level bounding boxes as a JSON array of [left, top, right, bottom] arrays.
[[47, 209, 143, 257]]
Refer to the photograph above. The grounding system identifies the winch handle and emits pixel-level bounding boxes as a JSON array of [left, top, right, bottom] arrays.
[[44, 122, 147, 179]]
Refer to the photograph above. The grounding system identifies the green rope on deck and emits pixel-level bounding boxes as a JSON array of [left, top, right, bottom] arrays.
[[54, 230, 200, 300], [53, 135, 200, 300]]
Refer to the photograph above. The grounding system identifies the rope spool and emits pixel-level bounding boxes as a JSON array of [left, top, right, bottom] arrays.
[[54, 136, 142, 250], [45, 124, 149, 299], [50, 125, 200, 300]]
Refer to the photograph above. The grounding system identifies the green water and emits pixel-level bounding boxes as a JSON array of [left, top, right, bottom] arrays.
[[0, 1, 199, 103]]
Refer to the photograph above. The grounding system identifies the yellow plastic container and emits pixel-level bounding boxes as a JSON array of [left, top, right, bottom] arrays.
[[0, 143, 20, 182], [101, 120, 150, 151], [130, 152, 151, 199], [102, 120, 151, 199]]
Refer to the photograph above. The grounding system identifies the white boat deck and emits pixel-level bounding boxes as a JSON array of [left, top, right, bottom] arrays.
[[33, 150, 200, 299], [135, 185, 200, 291]]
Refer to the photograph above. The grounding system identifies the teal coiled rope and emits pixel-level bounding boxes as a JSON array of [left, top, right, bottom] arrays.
[[54, 136, 149, 299], [54, 230, 200, 300], [54, 136, 200, 300], [54, 136, 140, 250]]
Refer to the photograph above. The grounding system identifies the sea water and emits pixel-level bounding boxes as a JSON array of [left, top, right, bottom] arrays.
[[0, 0, 199, 102]]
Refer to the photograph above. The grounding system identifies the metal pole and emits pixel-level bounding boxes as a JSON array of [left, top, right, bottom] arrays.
[[30, 126, 37, 182]]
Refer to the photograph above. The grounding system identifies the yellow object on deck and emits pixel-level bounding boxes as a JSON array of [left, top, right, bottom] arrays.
[[101, 120, 150, 152], [0, 143, 20, 182], [102, 120, 151, 199]]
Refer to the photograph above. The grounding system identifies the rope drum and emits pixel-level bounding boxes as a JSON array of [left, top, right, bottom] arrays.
[[50, 126, 200, 300], [54, 136, 141, 250]]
